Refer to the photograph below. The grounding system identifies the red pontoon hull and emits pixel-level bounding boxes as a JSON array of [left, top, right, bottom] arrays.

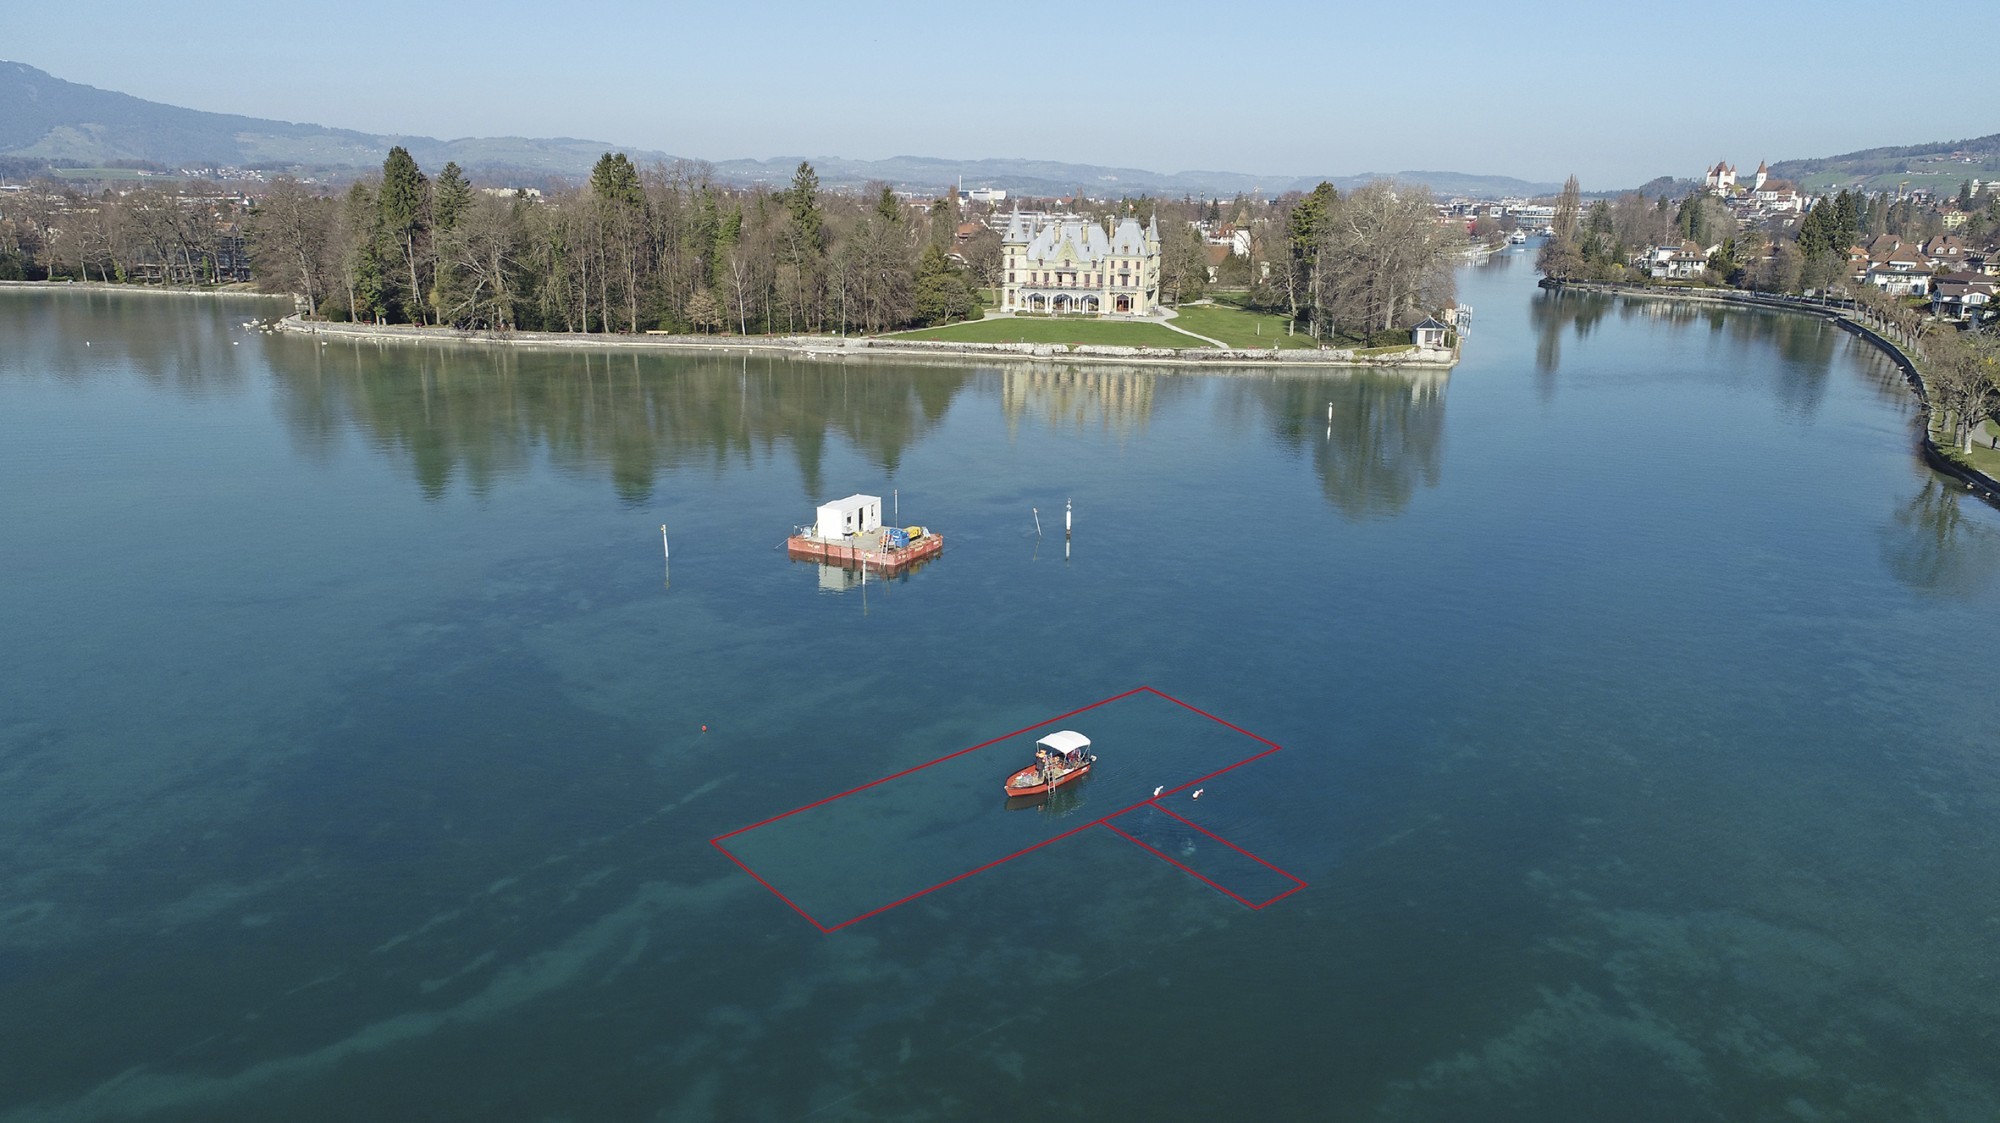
[[1003, 762, 1091, 798]]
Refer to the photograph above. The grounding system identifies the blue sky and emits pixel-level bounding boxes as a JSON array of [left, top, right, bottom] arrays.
[[12, 0, 1989, 188]]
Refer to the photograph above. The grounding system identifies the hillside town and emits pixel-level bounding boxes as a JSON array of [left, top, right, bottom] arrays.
[[1536, 159, 1999, 332]]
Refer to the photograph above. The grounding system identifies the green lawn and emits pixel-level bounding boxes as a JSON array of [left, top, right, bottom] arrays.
[[1168, 302, 1318, 350], [1937, 419, 2000, 477], [881, 317, 1197, 348]]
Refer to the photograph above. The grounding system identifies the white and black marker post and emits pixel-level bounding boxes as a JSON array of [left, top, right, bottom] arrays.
[[1065, 499, 1072, 539]]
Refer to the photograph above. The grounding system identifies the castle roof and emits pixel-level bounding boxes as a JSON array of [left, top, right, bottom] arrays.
[[1003, 206, 1029, 244], [1010, 215, 1157, 266]]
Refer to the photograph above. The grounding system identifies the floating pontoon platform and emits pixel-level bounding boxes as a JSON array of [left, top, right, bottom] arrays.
[[785, 526, 943, 573]]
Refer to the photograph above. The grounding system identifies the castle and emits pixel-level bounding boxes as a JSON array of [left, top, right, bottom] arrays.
[[1000, 210, 1162, 316], [1706, 160, 1772, 196]]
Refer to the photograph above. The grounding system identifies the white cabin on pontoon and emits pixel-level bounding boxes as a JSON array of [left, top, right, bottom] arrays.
[[813, 494, 882, 540]]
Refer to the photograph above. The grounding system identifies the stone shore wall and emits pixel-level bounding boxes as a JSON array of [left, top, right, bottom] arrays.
[[271, 314, 1458, 370]]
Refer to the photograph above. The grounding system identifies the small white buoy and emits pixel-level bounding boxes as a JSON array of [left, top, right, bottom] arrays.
[[1152, 786, 1163, 797], [1192, 789, 1204, 799]]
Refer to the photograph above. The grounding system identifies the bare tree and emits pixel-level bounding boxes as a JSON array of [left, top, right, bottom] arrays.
[[249, 178, 332, 315]]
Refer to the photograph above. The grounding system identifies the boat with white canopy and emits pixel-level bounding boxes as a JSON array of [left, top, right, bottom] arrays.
[[1003, 730, 1096, 798]]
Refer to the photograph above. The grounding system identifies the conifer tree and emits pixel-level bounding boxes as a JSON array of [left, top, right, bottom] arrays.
[[377, 146, 430, 324], [433, 162, 473, 234]]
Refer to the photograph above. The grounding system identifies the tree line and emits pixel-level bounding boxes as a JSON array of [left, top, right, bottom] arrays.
[[1263, 180, 1461, 345], [4, 150, 1468, 345], [248, 148, 985, 335], [0, 181, 251, 284]]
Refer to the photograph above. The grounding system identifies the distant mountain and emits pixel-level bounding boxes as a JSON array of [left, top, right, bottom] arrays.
[[1768, 133, 2000, 194], [0, 60, 1560, 198], [0, 61, 678, 177], [701, 155, 1559, 200]]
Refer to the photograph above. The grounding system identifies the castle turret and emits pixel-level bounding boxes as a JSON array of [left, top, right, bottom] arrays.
[[1003, 205, 1029, 245]]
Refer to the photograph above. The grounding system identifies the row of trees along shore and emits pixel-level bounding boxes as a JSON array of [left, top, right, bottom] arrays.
[[250, 149, 1459, 344], [4, 147, 1462, 344], [254, 149, 984, 334]]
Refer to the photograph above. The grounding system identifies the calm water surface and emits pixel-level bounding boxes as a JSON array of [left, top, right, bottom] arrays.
[[4, 255, 2000, 1121]]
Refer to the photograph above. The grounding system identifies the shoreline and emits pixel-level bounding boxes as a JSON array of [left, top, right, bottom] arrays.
[[0, 280, 1457, 371], [1544, 278, 2000, 506], [0, 279, 289, 300], [268, 314, 1459, 372]]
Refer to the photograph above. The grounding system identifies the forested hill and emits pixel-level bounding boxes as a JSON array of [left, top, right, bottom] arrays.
[[0, 61, 675, 177], [1769, 133, 2000, 193]]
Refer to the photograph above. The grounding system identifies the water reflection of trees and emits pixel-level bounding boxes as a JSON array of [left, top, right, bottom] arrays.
[[1883, 478, 2000, 596], [0, 290, 266, 397], [1227, 368, 1447, 519], [273, 346, 969, 503], [1527, 287, 1614, 390], [1528, 290, 1839, 418]]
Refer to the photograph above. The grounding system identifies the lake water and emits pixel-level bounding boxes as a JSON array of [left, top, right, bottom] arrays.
[[5, 254, 2000, 1121]]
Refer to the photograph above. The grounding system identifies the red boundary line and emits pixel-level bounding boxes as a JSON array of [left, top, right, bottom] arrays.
[[1106, 803, 1309, 910], [710, 686, 1303, 930]]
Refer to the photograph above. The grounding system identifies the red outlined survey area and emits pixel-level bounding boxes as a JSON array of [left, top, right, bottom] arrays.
[[711, 686, 1306, 932]]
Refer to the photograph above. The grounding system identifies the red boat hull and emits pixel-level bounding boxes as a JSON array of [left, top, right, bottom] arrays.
[[1003, 762, 1091, 798]]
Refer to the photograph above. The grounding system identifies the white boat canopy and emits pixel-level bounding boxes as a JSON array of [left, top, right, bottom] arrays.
[[1035, 730, 1092, 756]]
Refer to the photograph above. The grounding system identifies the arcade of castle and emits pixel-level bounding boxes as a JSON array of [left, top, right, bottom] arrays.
[[1001, 210, 1162, 316]]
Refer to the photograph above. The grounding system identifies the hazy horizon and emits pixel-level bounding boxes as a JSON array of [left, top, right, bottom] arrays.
[[10, 0, 1993, 191]]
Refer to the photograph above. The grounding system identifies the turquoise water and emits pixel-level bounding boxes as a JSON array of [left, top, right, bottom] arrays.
[[4, 254, 2000, 1121]]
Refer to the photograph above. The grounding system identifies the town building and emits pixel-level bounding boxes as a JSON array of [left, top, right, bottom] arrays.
[[1000, 210, 1161, 315], [1705, 161, 1737, 195], [1640, 242, 1712, 281], [1931, 274, 1996, 321], [1863, 238, 1934, 296]]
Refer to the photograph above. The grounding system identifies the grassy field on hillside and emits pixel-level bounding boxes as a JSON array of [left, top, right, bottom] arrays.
[[882, 317, 1196, 348]]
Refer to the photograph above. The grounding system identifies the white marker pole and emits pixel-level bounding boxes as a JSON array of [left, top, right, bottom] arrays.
[[661, 524, 670, 560], [1033, 507, 1042, 537], [894, 488, 898, 519], [1065, 499, 1072, 538]]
